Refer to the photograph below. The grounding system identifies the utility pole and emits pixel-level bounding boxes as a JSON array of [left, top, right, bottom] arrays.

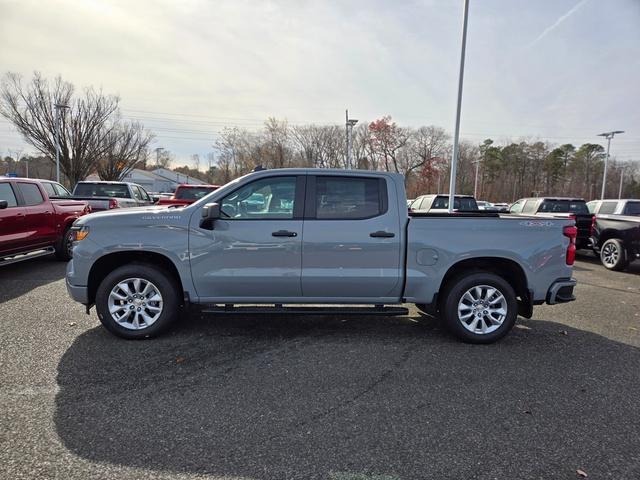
[[54, 103, 70, 183], [155, 147, 164, 168], [597, 130, 624, 199], [472, 158, 481, 198], [345, 109, 358, 170], [448, 0, 470, 213]]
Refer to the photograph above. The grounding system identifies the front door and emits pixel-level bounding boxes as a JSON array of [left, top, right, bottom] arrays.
[[190, 175, 305, 301], [0, 182, 27, 256], [301, 175, 402, 300], [16, 182, 56, 248]]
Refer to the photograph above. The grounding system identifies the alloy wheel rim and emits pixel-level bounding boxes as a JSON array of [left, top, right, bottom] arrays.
[[457, 284, 507, 335], [602, 243, 618, 267], [107, 278, 163, 330]]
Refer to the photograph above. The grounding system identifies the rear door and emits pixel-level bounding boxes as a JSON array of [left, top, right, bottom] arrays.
[[15, 182, 56, 248], [0, 182, 28, 256], [301, 174, 402, 300]]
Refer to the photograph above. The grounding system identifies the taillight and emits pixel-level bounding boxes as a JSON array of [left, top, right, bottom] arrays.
[[590, 215, 596, 237], [108, 199, 118, 209], [563, 225, 577, 266]]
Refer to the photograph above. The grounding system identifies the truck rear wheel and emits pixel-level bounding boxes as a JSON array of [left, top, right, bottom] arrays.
[[440, 272, 517, 344], [600, 239, 628, 271], [95, 264, 180, 339]]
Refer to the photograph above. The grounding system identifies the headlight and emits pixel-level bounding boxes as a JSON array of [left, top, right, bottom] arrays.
[[71, 225, 90, 241]]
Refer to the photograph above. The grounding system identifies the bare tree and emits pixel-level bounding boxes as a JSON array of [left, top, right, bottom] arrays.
[[96, 121, 153, 181], [0, 72, 119, 186]]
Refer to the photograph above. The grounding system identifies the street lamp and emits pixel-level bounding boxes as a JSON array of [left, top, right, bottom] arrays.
[[448, 0, 470, 212], [597, 130, 624, 199], [472, 158, 481, 198], [345, 110, 358, 169], [54, 103, 70, 183]]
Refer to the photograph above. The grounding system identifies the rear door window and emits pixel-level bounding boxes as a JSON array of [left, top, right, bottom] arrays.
[[522, 200, 538, 214], [598, 201, 617, 215], [0, 183, 18, 207], [314, 176, 382, 219], [17, 182, 44, 206]]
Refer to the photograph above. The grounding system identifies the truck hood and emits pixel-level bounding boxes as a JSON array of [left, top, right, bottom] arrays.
[[75, 205, 189, 225]]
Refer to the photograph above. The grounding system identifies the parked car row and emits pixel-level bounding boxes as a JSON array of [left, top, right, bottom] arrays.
[[0, 177, 91, 265]]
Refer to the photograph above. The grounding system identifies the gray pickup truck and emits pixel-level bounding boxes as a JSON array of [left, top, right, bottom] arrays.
[[72, 181, 155, 211], [66, 168, 577, 343]]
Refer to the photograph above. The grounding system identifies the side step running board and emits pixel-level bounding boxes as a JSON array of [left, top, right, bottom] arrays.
[[200, 305, 409, 316], [0, 247, 56, 267]]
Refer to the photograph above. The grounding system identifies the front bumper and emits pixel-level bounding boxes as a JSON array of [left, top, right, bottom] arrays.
[[66, 276, 89, 304], [546, 278, 577, 304]]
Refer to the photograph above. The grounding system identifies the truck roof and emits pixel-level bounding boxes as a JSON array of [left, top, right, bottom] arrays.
[[521, 197, 586, 201], [176, 183, 221, 188], [76, 180, 139, 185]]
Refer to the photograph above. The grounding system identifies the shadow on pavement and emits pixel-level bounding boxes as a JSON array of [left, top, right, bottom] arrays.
[[55, 314, 640, 479], [0, 256, 67, 304]]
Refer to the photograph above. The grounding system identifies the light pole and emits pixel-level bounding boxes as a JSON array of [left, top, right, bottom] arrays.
[[54, 103, 70, 183], [597, 130, 624, 199], [345, 110, 358, 169], [618, 166, 625, 199], [472, 158, 481, 198], [448, 0, 470, 213]]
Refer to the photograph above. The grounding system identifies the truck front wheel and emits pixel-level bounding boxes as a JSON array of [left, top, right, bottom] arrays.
[[95, 264, 180, 339], [440, 272, 517, 344]]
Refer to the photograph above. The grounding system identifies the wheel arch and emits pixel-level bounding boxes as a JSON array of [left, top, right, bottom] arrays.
[[438, 257, 532, 318], [87, 251, 185, 307]]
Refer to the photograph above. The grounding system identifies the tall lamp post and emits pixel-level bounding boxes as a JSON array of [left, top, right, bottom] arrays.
[[448, 0, 470, 212], [597, 130, 624, 199], [472, 158, 481, 198], [345, 110, 358, 170], [54, 103, 70, 183]]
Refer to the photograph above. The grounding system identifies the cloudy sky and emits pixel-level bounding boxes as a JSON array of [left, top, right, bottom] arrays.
[[1, 0, 639, 165]]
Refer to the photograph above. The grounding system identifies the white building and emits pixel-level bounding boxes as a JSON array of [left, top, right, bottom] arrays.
[[85, 168, 207, 193]]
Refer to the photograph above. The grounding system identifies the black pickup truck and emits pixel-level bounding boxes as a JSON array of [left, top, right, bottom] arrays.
[[587, 199, 640, 270], [510, 197, 593, 250]]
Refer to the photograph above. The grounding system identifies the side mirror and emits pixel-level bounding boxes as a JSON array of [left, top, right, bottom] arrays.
[[0, 200, 7, 209], [200, 202, 220, 229]]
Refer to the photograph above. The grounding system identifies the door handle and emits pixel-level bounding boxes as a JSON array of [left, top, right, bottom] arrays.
[[272, 230, 297, 237], [370, 231, 395, 238]]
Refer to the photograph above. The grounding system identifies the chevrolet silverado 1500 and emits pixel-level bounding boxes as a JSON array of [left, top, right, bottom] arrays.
[[66, 169, 577, 343]]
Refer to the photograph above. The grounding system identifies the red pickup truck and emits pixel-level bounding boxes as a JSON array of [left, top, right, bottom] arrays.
[[0, 177, 91, 266], [156, 184, 220, 207]]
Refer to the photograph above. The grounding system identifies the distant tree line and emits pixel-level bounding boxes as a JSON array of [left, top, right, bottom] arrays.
[[2, 72, 638, 199], [211, 117, 640, 201]]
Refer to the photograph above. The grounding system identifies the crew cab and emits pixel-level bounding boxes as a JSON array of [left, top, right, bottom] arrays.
[[65, 169, 577, 344], [509, 197, 593, 250], [587, 199, 640, 270], [409, 194, 479, 213], [156, 184, 220, 207], [72, 181, 155, 211], [1, 177, 91, 265]]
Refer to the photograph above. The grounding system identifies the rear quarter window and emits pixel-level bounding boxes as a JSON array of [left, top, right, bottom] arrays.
[[598, 202, 617, 215]]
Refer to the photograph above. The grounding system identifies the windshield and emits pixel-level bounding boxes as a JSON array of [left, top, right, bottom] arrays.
[[539, 200, 589, 214], [73, 183, 131, 198], [175, 186, 218, 200]]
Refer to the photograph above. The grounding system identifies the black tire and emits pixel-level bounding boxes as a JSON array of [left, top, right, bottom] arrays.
[[55, 227, 74, 261], [600, 239, 628, 271], [95, 264, 180, 339], [440, 272, 518, 344]]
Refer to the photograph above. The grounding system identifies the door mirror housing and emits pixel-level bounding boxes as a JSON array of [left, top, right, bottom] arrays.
[[0, 200, 7, 209], [200, 202, 220, 229]]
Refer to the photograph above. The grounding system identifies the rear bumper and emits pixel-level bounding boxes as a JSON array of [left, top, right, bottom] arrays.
[[546, 278, 577, 305]]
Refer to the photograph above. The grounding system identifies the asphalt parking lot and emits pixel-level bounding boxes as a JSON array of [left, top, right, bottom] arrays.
[[1, 254, 639, 480]]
